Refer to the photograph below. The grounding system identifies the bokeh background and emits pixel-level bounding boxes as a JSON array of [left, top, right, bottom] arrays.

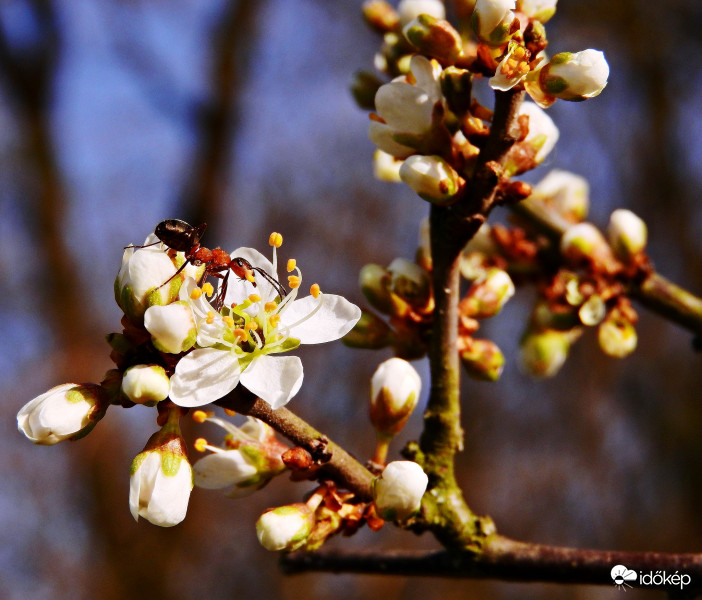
[[1, 1, 702, 599]]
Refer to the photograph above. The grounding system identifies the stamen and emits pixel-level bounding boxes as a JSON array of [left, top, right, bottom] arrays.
[[269, 232, 283, 248], [223, 315, 235, 329], [269, 314, 281, 327], [192, 410, 211, 424], [194, 438, 209, 452], [310, 283, 321, 298], [288, 275, 301, 288], [206, 311, 215, 324], [249, 294, 261, 303], [265, 301, 278, 312], [224, 408, 237, 417], [245, 321, 258, 332], [287, 258, 296, 272], [190, 287, 203, 300], [202, 282, 215, 297], [233, 328, 248, 343]]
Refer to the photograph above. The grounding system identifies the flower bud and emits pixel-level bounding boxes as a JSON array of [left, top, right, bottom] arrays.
[[121, 364, 170, 406], [388, 257, 432, 309], [372, 460, 428, 521], [516, 0, 557, 22], [538, 50, 609, 101], [504, 101, 559, 175], [399, 154, 464, 204], [607, 209, 647, 261], [342, 310, 394, 349], [403, 15, 463, 65], [398, 0, 446, 25], [370, 358, 421, 437], [460, 268, 515, 319], [256, 504, 315, 552], [18, 383, 107, 445], [560, 222, 614, 267], [527, 169, 589, 222], [459, 337, 505, 381], [351, 70, 385, 111], [471, 0, 517, 46], [598, 308, 637, 358], [578, 294, 606, 326], [359, 264, 393, 313], [115, 241, 182, 322], [143, 301, 197, 354], [362, 0, 400, 32], [129, 411, 192, 527], [373, 150, 403, 182], [519, 329, 571, 377]]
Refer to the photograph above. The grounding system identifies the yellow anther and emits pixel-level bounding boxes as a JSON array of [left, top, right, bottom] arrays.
[[245, 321, 258, 331], [224, 408, 237, 417], [223, 315, 235, 328], [269, 232, 283, 248], [264, 301, 278, 312], [269, 314, 281, 327], [287, 258, 296, 272], [194, 438, 208, 452], [202, 282, 214, 297], [310, 283, 321, 298], [206, 311, 215, 324], [245, 270, 256, 283], [248, 294, 261, 303], [233, 328, 248, 343], [190, 287, 203, 300], [192, 410, 211, 424], [288, 275, 301, 289]]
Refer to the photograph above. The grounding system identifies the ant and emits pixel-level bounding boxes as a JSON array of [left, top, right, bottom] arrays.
[[139, 219, 287, 309]]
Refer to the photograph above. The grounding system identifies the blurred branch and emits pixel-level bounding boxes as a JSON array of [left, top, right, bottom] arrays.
[[282, 536, 702, 595]]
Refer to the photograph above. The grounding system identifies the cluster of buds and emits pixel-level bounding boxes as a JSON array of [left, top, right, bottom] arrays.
[[345, 243, 433, 359], [17, 223, 361, 527], [357, 0, 609, 205]]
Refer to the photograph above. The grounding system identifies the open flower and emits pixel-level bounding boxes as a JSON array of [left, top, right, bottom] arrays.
[[168, 247, 361, 409]]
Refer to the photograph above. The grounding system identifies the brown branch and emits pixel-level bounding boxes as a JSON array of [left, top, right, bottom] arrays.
[[216, 389, 375, 500], [281, 535, 702, 595]]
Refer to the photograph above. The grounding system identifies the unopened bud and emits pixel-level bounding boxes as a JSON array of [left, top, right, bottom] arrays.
[[256, 504, 315, 552], [527, 169, 589, 222], [399, 154, 464, 205], [121, 364, 170, 406], [538, 49, 609, 102], [343, 310, 394, 349], [560, 222, 614, 267], [471, 0, 517, 45], [607, 208, 647, 261], [373, 149, 403, 182], [517, 0, 557, 22], [519, 329, 571, 378], [578, 294, 606, 326], [370, 358, 421, 437], [460, 268, 515, 319], [403, 15, 463, 64], [373, 460, 428, 521], [144, 301, 197, 354], [459, 338, 505, 381], [351, 70, 385, 110], [360, 264, 393, 313], [397, 0, 446, 24], [362, 0, 400, 32], [441, 67, 473, 116], [598, 308, 637, 358], [388, 257, 432, 308]]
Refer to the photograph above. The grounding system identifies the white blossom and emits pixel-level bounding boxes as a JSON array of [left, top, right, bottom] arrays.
[[372, 460, 428, 520]]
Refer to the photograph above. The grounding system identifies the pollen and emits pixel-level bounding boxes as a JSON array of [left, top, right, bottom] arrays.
[[310, 283, 321, 298], [288, 275, 301, 289], [206, 311, 215, 324], [233, 328, 248, 343], [223, 315, 235, 328], [265, 301, 278, 312], [269, 314, 281, 327], [224, 408, 237, 417], [194, 438, 208, 452], [248, 294, 261, 303], [269, 232, 283, 248], [192, 410, 211, 424], [190, 287, 203, 300], [201, 282, 215, 297], [245, 321, 258, 331], [287, 258, 296, 272]]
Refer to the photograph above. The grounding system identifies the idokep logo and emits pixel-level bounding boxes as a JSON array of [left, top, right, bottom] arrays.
[[611, 565, 637, 590], [611, 564, 692, 591]]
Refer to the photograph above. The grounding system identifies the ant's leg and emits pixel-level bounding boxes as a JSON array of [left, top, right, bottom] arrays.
[[253, 267, 287, 298], [125, 241, 161, 250]]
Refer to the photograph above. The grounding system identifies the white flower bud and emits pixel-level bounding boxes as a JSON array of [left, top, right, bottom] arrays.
[[516, 0, 557, 22], [518, 101, 559, 164], [472, 0, 516, 45], [370, 358, 421, 436], [607, 209, 648, 261], [519, 329, 571, 378], [578, 294, 606, 326], [539, 50, 609, 101], [373, 150, 403, 182], [144, 301, 197, 354], [399, 154, 463, 204], [598, 309, 637, 358], [560, 222, 611, 264], [373, 460, 428, 520], [461, 268, 515, 319], [17, 383, 106, 445], [528, 169, 589, 222], [256, 504, 315, 552], [115, 240, 181, 321], [388, 257, 432, 308], [121, 364, 170, 406], [397, 0, 446, 25]]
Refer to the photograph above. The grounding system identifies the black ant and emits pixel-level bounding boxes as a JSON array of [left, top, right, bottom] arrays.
[[137, 219, 287, 309]]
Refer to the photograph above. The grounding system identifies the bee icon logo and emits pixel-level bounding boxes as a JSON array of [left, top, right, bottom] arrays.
[[611, 564, 638, 590]]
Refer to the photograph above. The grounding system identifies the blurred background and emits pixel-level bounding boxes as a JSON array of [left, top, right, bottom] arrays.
[[1, 1, 702, 598]]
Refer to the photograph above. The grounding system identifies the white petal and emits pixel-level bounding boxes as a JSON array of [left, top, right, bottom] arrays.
[[169, 348, 241, 407], [224, 247, 278, 305], [280, 294, 361, 344], [240, 355, 303, 410], [193, 450, 257, 490]]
